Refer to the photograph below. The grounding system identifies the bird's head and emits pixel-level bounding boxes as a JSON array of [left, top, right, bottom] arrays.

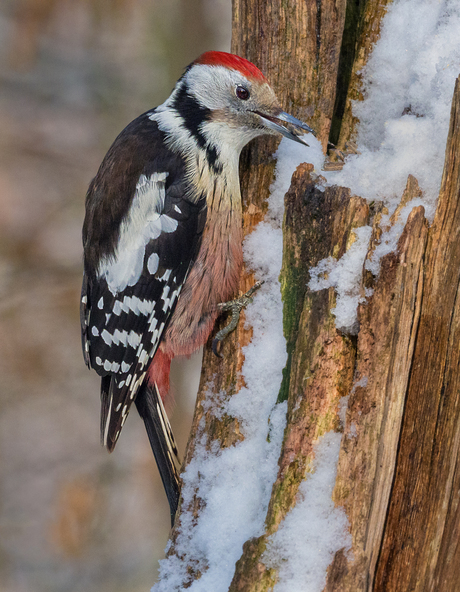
[[159, 51, 315, 156]]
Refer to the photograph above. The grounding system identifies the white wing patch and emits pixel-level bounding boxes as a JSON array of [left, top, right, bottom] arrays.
[[97, 172, 178, 295]]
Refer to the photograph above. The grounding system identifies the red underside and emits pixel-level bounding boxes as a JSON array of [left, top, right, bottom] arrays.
[[146, 348, 172, 404]]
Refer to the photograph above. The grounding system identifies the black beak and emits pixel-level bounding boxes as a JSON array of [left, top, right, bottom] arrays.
[[256, 110, 316, 146]]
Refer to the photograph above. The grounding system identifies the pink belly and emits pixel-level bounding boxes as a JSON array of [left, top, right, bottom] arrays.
[[147, 208, 243, 399]]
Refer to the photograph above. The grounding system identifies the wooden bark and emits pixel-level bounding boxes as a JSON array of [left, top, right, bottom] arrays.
[[163, 2, 460, 591], [333, 0, 392, 149], [233, 0, 347, 146], [326, 78, 460, 592], [327, 193, 428, 591], [166, 0, 348, 580], [177, 0, 348, 509], [373, 77, 460, 592], [229, 171, 368, 591]]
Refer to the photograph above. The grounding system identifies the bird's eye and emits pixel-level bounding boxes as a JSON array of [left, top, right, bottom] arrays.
[[236, 85, 250, 100]]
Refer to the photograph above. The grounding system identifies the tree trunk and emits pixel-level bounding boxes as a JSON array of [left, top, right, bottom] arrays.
[[161, 1, 460, 590]]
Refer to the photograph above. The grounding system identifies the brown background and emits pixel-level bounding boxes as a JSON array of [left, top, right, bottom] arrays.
[[0, 1, 229, 590]]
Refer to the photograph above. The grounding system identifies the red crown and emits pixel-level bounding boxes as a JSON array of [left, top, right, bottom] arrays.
[[194, 51, 267, 82]]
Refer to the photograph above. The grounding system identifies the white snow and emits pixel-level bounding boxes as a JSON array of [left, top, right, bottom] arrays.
[[263, 431, 352, 592], [308, 225, 373, 334], [311, 0, 460, 331], [267, 134, 324, 222], [152, 136, 315, 592], [328, 0, 460, 218]]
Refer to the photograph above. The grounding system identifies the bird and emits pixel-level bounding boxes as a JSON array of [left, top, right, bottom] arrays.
[[81, 51, 314, 525]]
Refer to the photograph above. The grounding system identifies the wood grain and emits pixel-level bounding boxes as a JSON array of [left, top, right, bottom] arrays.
[[374, 77, 460, 592], [326, 201, 428, 591]]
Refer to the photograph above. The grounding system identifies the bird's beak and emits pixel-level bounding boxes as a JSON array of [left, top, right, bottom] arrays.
[[255, 109, 316, 146]]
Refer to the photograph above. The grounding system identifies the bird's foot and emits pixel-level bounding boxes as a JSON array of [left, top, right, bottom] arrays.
[[212, 281, 264, 357]]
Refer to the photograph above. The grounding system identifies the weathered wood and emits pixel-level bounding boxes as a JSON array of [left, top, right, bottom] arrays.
[[334, 0, 392, 150], [232, 0, 347, 146], [228, 167, 368, 591], [374, 77, 460, 592], [267, 172, 368, 534], [325, 80, 460, 592], [224, 3, 361, 589], [167, 0, 348, 583], [326, 198, 428, 591]]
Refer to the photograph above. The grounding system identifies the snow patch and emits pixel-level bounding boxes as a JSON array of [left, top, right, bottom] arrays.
[[313, 0, 460, 331], [351, 376, 368, 392], [263, 431, 351, 592], [364, 197, 426, 275], [308, 225, 373, 333], [325, 0, 460, 219], [267, 134, 324, 222]]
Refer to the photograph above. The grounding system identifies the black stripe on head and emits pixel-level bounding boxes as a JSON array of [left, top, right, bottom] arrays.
[[171, 83, 211, 148]]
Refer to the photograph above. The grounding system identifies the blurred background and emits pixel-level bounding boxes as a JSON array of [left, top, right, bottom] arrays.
[[0, 1, 231, 590]]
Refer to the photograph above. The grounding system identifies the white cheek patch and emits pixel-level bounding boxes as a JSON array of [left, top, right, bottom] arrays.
[[97, 172, 178, 295], [184, 65, 246, 111]]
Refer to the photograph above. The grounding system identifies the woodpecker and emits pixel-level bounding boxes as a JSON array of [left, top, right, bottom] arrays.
[[81, 51, 314, 525]]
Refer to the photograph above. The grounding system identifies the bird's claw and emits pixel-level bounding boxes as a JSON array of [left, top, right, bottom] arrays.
[[212, 281, 264, 357]]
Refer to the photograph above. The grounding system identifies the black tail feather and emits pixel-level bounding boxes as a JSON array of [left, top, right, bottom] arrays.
[[100, 375, 116, 451], [135, 381, 181, 526]]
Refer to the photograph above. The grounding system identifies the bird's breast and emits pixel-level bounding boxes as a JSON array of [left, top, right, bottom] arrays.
[[160, 176, 243, 358]]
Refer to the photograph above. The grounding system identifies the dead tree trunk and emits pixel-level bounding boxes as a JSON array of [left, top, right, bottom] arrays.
[[161, 2, 460, 591]]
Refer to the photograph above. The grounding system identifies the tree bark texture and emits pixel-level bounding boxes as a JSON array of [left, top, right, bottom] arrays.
[[373, 78, 460, 592], [165, 1, 460, 590]]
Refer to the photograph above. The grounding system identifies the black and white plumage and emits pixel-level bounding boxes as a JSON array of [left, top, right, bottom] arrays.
[[82, 115, 205, 447], [81, 51, 314, 525]]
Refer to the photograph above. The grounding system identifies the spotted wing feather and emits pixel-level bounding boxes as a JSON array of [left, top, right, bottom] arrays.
[[81, 112, 206, 450]]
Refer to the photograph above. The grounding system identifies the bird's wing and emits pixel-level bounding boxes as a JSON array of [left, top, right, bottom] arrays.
[[81, 118, 206, 451]]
